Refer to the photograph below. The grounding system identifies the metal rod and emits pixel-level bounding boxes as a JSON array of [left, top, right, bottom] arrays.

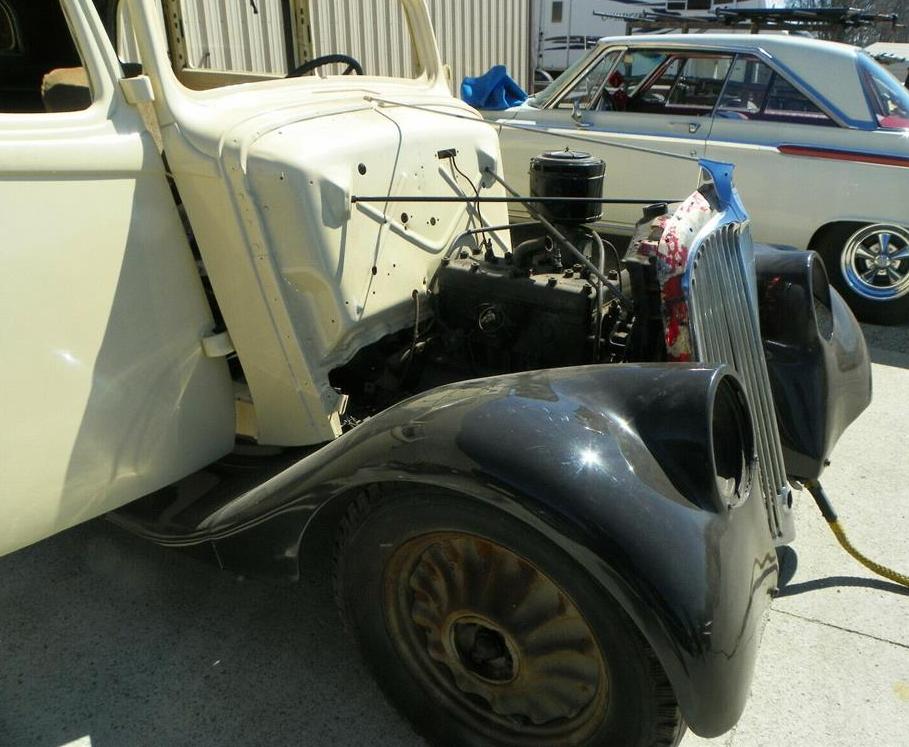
[[456, 221, 538, 238], [364, 96, 701, 163], [482, 167, 626, 305], [351, 195, 676, 205]]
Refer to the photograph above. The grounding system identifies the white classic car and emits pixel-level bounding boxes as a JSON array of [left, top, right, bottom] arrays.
[[0, 2, 874, 745], [493, 34, 909, 324]]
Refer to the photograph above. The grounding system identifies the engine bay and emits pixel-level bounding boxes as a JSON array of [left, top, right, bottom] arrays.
[[330, 151, 672, 423]]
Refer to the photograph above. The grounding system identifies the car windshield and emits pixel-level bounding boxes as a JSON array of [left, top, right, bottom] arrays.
[[858, 53, 909, 131], [526, 50, 602, 108]]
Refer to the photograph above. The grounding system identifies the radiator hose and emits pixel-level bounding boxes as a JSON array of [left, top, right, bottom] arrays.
[[804, 480, 909, 589]]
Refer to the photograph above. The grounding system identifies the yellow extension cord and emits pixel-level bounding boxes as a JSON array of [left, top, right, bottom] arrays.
[[827, 519, 909, 589], [805, 480, 909, 590]]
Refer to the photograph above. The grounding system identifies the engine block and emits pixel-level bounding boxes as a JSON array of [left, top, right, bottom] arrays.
[[435, 253, 601, 373]]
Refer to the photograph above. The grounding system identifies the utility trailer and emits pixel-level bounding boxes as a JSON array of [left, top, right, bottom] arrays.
[[0, 1, 871, 745]]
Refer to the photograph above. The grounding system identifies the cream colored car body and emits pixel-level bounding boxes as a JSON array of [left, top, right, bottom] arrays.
[[0, 0, 507, 556]]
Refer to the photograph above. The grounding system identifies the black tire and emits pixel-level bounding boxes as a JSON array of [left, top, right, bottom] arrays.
[[813, 223, 909, 326], [333, 486, 685, 747]]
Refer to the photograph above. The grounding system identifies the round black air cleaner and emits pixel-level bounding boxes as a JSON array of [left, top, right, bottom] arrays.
[[529, 150, 606, 225]]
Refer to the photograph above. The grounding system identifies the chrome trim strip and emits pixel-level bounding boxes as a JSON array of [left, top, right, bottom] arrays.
[[777, 144, 909, 168], [685, 161, 792, 540]]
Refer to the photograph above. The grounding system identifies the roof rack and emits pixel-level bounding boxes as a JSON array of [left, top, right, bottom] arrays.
[[594, 7, 904, 39]]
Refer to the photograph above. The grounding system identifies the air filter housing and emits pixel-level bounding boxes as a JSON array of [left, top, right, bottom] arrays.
[[529, 150, 606, 225]]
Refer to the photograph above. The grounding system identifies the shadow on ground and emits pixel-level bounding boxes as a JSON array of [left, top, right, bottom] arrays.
[[0, 520, 420, 747], [776, 575, 909, 598], [860, 322, 909, 369]]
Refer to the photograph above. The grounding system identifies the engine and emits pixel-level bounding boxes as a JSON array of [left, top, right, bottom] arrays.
[[436, 236, 621, 374], [331, 150, 667, 421]]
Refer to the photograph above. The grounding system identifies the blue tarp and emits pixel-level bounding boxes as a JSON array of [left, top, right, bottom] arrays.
[[460, 65, 527, 110]]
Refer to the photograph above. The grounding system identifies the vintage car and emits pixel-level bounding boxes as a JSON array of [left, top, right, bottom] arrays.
[[0, 1, 871, 745], [492, 34, 909, 325]]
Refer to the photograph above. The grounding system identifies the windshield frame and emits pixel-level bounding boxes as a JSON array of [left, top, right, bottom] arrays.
[[120, 0, 441, 92], [527, 44, 608, 109]]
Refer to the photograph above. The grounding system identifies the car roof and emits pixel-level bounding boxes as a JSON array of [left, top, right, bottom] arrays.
[[597, 33, 857, 57], [595, 34, 872, 125]]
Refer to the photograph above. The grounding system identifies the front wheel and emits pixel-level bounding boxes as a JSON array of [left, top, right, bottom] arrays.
[[333, 487, 685, 746], [815, 223, 909, 325]]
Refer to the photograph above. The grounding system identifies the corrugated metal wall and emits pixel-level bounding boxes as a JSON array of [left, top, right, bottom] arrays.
[[309, 0, 532, 91], [173, 1, 531, 91], [426, 0, 531, 91], [308, 0, 416, 79], [181, 0, 288, 74]]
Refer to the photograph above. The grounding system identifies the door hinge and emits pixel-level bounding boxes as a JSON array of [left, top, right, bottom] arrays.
[[119, 75, 155, 105], [201, 331, 235, 358]]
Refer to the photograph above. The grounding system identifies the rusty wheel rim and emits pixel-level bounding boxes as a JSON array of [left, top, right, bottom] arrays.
[[384, 533, 609, 744]]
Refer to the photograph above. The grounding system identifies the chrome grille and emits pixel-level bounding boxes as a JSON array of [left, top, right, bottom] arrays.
[[687, 222, 791, 540]]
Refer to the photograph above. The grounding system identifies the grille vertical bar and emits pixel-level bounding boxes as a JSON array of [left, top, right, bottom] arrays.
[[688, 224, 789, 538]]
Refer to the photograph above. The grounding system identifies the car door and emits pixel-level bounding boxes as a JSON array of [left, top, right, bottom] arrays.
[[499, 47, 730, 232], [0, 0, 234, 557]]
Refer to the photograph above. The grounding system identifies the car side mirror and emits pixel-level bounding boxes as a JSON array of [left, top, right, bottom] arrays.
[[571, 99, 590, 128]]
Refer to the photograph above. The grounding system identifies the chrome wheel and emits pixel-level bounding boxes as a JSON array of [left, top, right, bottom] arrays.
[[384, 532, 609, 745], [841, 224, 909, 302]]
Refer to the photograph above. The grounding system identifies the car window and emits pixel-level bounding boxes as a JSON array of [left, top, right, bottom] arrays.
[[622, 57, 681, 110], [666, 55, 732, 112], [0, 1, 21, 54], [858, 53, 909, 131], [596, 49, 669, 112], [717, 56, 772, 116], [715, 55, 835, 127], [0, 0, 93, 114], [763, 75, 833, 125], [615, 50, 669, 95], [529, 51, 596, 108], [617, 52, 732, 116], [552, 50, 620, 110]]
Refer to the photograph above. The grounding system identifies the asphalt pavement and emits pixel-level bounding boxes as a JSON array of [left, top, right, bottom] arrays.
[[1, 324, 907, 747]]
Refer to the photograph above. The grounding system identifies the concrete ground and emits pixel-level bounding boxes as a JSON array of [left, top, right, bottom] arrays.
[[682, 323, 909, 747], [1, 325, 907, 747]]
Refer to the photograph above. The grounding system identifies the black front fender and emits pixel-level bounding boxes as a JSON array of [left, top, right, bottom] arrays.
[[755, 244, 872, 480], [197, 363, 777, 738]]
